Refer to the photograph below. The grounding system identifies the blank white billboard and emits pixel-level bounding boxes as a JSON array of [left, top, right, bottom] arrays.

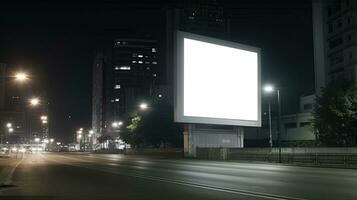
[[174, 31, 261, 127]]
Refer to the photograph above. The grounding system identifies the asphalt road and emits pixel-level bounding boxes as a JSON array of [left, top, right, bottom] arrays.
[[1, 153, 357, 200]]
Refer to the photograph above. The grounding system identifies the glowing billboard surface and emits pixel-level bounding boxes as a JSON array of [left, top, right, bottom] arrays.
[[175, 31, 261, 127]]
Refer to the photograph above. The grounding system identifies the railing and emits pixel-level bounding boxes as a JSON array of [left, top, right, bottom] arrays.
[[196, 147, 357, 168]]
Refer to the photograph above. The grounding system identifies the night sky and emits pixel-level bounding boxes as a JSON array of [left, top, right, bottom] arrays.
[[0, 1, 313, 142]]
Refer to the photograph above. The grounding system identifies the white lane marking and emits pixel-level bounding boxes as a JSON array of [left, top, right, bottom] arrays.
[[2, 157, 24, 185], [43, 154, 308, 200]]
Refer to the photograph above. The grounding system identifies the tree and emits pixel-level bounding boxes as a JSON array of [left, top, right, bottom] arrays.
[[312, 79, 357, 147], [120, 104, 183, 148]]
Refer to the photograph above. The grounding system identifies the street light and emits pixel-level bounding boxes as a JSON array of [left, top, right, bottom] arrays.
[[8, 128, 14, 133], [263, 84, 282, 163], [34, 138, 40, 143], [29, 98, 40, 106], [6, 123, 12, 128], [139, 102, 148, 110], [14, 72, 28, 82]]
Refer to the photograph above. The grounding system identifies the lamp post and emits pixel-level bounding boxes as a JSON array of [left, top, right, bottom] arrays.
[[263, 84, 282, 163]]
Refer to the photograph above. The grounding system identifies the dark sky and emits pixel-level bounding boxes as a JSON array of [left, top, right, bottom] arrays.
[[0, 1, 314, 142]]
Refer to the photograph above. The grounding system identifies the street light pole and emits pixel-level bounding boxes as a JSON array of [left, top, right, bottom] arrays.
[[268, 100, 272, 149], [277, 89, 282, 163]]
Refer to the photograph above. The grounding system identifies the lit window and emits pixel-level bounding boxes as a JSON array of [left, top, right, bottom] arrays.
[[152, 48, 156, 52], [145, 61, 150, 64], [138, 61, 143, 64], [114, 66, 120, 70], [153, 73, 157, 77], [119, 66, 131, 70], [132, 61, 137, 63], [115, 99, 119, 102], [110, 100, 115, 103], [158, 94, 162, 98], [138, 55, 143, 58], [114, 85, 121, 89], [152, 61, 157, 64]]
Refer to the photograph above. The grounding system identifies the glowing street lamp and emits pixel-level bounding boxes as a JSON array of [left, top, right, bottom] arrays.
[[14, 72, 28, 82], [8, 128, 14, 133], [50, 138, 54, 143], [6, 123, 12, 128], [30, 98, 40, 106], [263, 85, 274, 93], [139, 102, 148, 110]]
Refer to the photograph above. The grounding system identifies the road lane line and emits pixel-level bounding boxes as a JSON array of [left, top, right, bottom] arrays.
[[43, 154, 308, 200], [1, 157, 24, 186]]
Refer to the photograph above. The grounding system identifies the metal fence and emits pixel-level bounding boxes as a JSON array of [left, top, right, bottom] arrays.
[[196, 147, 357, 168]]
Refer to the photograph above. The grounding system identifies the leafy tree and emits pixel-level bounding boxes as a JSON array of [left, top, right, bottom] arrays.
[[312, 79, 357, 146], [120, 104, 183, 148]]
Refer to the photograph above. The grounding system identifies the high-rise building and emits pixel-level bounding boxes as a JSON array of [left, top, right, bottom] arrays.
[[313, 0, 357, 95], [91, 36, 159, 147]]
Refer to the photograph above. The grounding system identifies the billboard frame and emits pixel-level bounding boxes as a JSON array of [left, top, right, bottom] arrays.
[[174, 31, 261, 127]]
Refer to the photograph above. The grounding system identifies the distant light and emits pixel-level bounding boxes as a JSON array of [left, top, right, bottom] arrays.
[[77, 135, 82, 139], [152, 48, 156, 52], [14, 72, 28, 82], [6, 123, 12, 128], [112, 122, 118, 128], [79, 128, 83, 131], [56, 142, 61, 145], [119, 66, 131, 70], [8, 128, 14, 133], [19, 148, 26, 153], [158, 94, 162, 98], [114, 85, 121, 89], [30, 98, 40, 106], [138, 55, 143, 58], [40, 116, 48, 120], [43, 139, 49, 144], [139, 103, 148, 110], [50, 138, 54, 143], [42, 120, 48, 124], [11, 147, 17, 152], [89, 130, 94, 134], [115, 98, 119, 102], [263, 85, 275, 93], [34, 138, 40, 142]]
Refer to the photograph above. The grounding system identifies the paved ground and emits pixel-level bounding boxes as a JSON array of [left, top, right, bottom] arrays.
[[0, 152, 357, 200]]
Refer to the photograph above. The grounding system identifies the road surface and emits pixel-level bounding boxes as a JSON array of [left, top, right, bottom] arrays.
[[1, 152, 357, 199]]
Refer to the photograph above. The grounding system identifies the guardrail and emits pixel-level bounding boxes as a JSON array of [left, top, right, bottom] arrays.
[[196, 147, 357, 168]]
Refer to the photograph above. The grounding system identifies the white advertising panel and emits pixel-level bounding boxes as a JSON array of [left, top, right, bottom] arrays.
[[174, 31, 261, 127]]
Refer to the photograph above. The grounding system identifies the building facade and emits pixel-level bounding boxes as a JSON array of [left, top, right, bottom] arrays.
[[313, 0, 357, 96]]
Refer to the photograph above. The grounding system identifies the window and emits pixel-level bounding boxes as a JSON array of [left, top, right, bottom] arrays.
[[300, 122, 311, 128], [138, 61, 143, 64], [285, 123, 297, 129], [153, 73, 157, 77], [328, 24, 333, 33], [138, 55, 143, 58], [119, 66, 131, 70], [115, 98, 119, 102], [145, 61, 150, 64], [329, 37, 343, 49], [152, 48, 156, 53], [152, 61, 157, 64], [158, 94, 163, 98], [114, 85, 121, 89], [114, 66, 120, 70], [132, 61, 137, 64], [338, 19, 342, 28]]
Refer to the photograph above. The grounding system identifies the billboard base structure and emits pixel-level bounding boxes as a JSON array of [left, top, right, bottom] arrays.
[[183, 124, 244, 158]]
